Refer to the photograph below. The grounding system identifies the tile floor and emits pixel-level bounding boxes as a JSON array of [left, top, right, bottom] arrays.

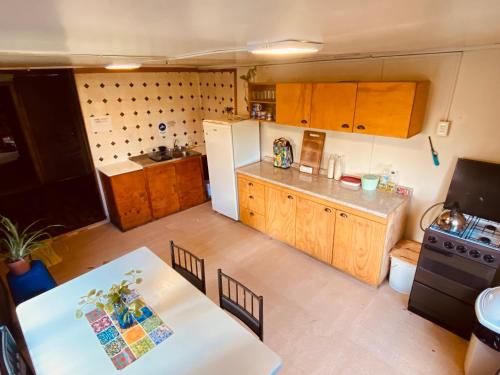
[[49, 202, 467, 375]]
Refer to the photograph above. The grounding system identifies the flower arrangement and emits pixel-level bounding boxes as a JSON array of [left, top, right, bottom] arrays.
[[75, 270, 145, 325]]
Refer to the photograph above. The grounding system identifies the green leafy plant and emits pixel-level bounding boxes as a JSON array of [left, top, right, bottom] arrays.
[[240, 66, 257, 108], [75, 270, 144, 320], [0, 216, 58, 263]]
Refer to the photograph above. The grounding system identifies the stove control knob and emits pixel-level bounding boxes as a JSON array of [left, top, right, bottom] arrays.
[[444, 241, 454, 249], [469, 250, 481, 258], [483, 254, 495, 263], [427, 236, 437, 244], [456, 245, 466, 253]]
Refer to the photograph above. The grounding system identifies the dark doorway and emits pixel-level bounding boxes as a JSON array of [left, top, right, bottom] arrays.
[[0, 71, 105, 235]]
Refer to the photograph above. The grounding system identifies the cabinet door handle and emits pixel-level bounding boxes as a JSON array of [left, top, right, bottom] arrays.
[[340, 212, 348, 218], [249, 211, 255, 216], [356, 124, 366, 130], [341, 124, 349, 129], [248, 182, 253, 187], [300, 119, 308, 125], [287, 195, 294, 200], [249, 195, 254, 200], [324, 207, 332, 213]]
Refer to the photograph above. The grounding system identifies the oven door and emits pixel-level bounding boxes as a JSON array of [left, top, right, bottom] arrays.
[[414, 244, 495, 304]]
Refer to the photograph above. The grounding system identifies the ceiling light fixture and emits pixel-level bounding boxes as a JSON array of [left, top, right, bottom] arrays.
[[105, 63, 142, 70], [247, 40, 323, 55]]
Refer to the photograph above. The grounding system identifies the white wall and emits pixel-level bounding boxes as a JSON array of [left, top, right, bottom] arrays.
[[237, 48, 500, 241]]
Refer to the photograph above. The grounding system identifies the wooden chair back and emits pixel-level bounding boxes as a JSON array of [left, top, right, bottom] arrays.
[[170, 240, 206, 294], [217, 269, 264, 341]]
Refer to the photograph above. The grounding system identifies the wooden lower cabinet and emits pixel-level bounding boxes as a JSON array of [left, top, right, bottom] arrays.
[[101, 156, 206, 231], [237, 173, 405, 286], [174, 157, 206, 210], [100, 170, 152, 231], [295, 197, 336, 263], [145, 163, 180, 218], [332, 210, 386, 285], [265, 186, 296, 246]]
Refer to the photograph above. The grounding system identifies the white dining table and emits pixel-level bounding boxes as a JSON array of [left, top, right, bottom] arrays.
[[16, 247, 282, 375]]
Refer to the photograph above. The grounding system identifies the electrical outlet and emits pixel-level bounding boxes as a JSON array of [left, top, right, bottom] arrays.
[[436, 120, 450, 136]]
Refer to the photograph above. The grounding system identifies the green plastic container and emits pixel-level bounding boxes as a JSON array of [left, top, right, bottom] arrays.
[[361, 174, 380, 191]]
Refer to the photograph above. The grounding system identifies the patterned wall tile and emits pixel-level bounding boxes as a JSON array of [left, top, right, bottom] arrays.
[[75, 70, 235, 167]]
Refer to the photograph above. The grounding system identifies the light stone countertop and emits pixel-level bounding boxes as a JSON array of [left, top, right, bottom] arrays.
[[237, 161, 408, 219], [98, 160, 143, 177]]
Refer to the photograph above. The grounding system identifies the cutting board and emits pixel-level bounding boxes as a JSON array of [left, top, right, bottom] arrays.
[[299, 130, 326, 175]]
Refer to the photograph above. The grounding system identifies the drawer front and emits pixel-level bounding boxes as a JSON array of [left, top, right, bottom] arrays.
[[238, 176, 265, 214], [240, 207, 265, 232], [248, 194, 265, 215]]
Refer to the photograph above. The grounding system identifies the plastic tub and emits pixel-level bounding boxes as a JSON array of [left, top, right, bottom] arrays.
[[361, 174, 379, 191], [389, 255, 417, 294]]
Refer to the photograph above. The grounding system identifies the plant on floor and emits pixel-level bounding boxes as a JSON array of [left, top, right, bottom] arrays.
[[0, 215, 58, 275], [75, 270, 145, 324]]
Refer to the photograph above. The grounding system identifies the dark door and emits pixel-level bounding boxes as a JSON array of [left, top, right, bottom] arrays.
[[0, 70, 105, 235]]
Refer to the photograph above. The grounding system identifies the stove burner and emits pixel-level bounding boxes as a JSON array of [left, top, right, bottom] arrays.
[[484, 224, 497, 232], [478, 237, 491, 244]]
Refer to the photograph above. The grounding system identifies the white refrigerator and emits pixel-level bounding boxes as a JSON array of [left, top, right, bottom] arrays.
[[203, 119, 260, 220]]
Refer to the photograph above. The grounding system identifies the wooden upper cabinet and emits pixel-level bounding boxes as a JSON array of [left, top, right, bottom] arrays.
[[295, 197, 336, 263], [353, 82, 429, 138], [332, 210, 386, 285], [265, 186, 296, 246], [310, 83, 357, 132], [144, 163, 180, 219], [276, 83, 312, 127]]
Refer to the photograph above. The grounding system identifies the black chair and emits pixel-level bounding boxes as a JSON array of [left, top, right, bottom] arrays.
[[0, 325, 33, 375], [170, 240, 206, 294], [217, 269, 264, 341]]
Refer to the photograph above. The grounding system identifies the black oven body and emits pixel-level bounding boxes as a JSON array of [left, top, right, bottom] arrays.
[[408, 229, 500, 339]]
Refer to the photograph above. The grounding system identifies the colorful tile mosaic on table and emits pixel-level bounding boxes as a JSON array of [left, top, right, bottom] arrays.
[[74, 70, 236, 168], [84, 290, 173, 370]]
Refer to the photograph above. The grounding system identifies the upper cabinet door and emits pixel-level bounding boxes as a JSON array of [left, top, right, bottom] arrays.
[[353, 82, 429, 138], [310, 83, 357, 132], [276, 83, 312, 127]]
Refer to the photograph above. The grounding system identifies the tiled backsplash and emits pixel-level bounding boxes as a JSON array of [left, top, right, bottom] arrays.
[[75, 70, 235, 167]]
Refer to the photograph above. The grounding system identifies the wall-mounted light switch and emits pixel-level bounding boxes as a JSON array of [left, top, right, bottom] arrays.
[[436, 120, 451, 136]]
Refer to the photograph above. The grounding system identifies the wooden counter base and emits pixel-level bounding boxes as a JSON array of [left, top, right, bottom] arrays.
[[237, 173, 408, 286]]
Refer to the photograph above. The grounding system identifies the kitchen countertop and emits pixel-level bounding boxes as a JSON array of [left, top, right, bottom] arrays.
[[98, 160, 143, 177], [99, 147, 205, 176], [237, 161, 408, 219]]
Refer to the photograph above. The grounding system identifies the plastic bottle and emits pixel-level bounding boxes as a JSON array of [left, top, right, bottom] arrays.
[[327, 154, 335, 179], [334, 155, 343, 181]]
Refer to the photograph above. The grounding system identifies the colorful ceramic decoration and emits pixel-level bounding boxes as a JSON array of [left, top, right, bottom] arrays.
[[85, 291, 173, 370]]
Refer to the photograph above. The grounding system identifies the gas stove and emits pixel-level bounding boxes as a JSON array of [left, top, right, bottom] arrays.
[[427, 214, 500, 267]]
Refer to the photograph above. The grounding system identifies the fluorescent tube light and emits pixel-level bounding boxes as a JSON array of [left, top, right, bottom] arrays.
[[248, 40, 323, 55], [105, 63, 141, 70]]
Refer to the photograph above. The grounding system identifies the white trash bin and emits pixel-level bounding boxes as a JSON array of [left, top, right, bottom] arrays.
[[389, 240, 420, 294], [464, 286, 500, 375]]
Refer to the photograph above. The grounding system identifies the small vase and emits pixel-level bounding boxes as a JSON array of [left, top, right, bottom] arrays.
[[7, 258, 31, 276], [114, 302, 134, 329]]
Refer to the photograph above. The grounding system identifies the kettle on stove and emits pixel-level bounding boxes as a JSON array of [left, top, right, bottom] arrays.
[[437, 203, 467, 232]]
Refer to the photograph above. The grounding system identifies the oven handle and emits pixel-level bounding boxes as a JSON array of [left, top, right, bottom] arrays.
[[423, 244, 454, 257]]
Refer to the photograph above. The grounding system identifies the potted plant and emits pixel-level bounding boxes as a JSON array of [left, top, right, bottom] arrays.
[[76, 270, 145, 329], [0, 216, 57, 276]]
